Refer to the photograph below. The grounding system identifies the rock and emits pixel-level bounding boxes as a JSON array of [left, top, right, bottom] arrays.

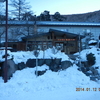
[[61, 60, 73, 70], [45, 59, 52, 66], [38, 59, 45, 66], [90, 76, 99, 81], [26, 59, 36, 68], [81, 67, 87, 73], [85, 67, 90, 71], [35, 70, 47, 76], [84, 72, 92, 76], [90, 67, 99, 75], [49, 59, 61, 72], [81, 61, 89, 67], [95, 67, 99, 69], [97, 76, 100, 80], [50, 62, 59, 72], [92, 69, 99, 75], [54, 58, 61, 65], [90, 77, 97, 81], [17, 62, 26, 70], [44, 59, 61, 71], [2, 59, 17, 80]]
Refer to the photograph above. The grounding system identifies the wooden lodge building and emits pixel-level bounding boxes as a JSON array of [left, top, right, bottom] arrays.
[[1, 21, 100, 54], [22, 29, 84, 54]]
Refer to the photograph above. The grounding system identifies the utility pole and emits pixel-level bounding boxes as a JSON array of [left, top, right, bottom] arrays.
[[0, 0, 8, 83], [4, 0, 8, 83]]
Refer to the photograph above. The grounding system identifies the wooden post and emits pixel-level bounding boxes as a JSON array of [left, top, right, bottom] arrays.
[[74, 39, 77, 52], [64, 34, 67, 53], [52, 32, 55, 46], [26, 41, 28, 51]]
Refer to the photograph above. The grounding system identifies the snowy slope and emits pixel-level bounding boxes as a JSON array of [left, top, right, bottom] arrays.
[[0, 64, 100, 100], [0, 47, 100, 100]]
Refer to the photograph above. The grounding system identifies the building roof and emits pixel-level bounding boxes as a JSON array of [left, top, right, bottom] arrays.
[[37, 21, 100, 26], [22, 32, 50, 40], [49, 29, 84, 38], [22, 29, 84, 40], [0, 21, 100, 27], [0, 21, 34, 26]]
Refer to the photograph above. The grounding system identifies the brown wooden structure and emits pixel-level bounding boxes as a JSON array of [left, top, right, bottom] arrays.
[[22, 29, 84, 54], [4, 42, 26, 51]]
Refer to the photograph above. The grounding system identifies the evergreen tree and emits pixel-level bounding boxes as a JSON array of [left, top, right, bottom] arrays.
[[86, 53, 96, 67], [54, 12, 65, 21], [39, 10, 51, 21]]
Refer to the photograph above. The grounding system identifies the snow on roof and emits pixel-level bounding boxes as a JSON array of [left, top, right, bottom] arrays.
[[37, 21, 100, 26], [1, 21, 100, 26], [0, 21, 34, 25]]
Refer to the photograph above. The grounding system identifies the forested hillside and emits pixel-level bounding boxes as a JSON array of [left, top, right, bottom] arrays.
[[51, 10, 100, 22]]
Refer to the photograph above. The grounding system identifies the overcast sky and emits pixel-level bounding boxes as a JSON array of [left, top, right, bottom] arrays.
[[27, 0, 100, 15]]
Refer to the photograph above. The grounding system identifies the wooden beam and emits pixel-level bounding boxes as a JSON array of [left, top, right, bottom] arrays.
[[51, 32, 55, 46]]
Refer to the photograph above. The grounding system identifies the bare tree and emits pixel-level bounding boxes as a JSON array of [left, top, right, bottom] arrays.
[[10, 0, 32, 20], [0, 29, 5, 43], [9, 27, 26, 41], [0, 4, 5, 21]]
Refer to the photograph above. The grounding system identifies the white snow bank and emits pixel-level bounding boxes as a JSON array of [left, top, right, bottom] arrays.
[[0, 64, 99, 100], [0, 48, 70, 64]]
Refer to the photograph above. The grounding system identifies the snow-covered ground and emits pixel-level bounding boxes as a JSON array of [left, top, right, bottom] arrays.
[[0, 47, 100, 100]]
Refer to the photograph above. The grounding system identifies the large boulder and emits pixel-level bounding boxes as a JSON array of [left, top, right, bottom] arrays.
[[61, 60, 73, 70], [17, 62, 26, 70], [90, 77, 97, 81], [26, 59, 36, 68], [35, 69, 47, 76], [81, 61, 89, 67], [2, 59, 17, 80], [49, 59, 61, 72], [89, 67, 99, 76], [54, 58, 61, 65], [45, 59, 52, 66], [49, 62, 58, 72], [38, 59, 45, 66], [81, 67, 87, 73]]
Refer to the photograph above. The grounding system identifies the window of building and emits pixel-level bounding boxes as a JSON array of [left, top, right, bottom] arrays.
[[48, 41, 53, 48], [48, 36, 50, 39], [54, 36, 56, 39]]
